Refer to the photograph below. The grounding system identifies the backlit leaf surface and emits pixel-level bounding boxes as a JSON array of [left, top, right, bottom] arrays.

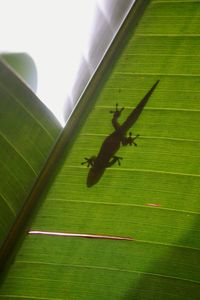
[[1, 0, 200, 299]]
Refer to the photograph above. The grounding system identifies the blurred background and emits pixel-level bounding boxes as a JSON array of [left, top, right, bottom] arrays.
[[0, 0, 134, 125]]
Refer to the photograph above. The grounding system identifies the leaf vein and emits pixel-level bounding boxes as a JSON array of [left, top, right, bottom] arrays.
[[0, 193, 16, 217], [14, 261, 200, 285], [0, 82, 54, 141], [0, 131, 38, 176]]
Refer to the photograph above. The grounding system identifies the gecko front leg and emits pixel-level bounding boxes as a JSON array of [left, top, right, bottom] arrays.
[[107, 156, 123, 167], [81, 156, 96, 167]]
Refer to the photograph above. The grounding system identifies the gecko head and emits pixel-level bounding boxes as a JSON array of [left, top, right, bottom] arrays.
[[87, 166, 105, 187]]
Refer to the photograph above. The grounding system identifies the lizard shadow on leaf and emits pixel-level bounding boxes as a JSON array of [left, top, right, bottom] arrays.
[[82, 80, 159, 187]]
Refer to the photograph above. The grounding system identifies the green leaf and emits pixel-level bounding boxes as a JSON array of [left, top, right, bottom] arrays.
[[1, 53, 38, 92], [1, 0, 200, 299], [0, 60, 61, 247]]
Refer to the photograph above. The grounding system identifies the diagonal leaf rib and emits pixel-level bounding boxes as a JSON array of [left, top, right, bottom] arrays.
[[0, 132, 38, 176], [0, 82, 55, 141]]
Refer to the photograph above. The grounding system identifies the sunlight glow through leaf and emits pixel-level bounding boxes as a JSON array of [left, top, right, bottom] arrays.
[[0, 0, 99, 126]]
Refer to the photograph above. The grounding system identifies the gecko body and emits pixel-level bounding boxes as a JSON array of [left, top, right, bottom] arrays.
[[82, 80, 159, 187]]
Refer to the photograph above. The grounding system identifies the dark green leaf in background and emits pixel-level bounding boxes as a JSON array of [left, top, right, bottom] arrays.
[[1, 53, 38, 92], [0, 60, 61, 247], [1, 0, 200, 299]]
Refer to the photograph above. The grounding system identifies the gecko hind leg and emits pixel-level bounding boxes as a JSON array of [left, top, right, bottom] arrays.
[[110, 103, 124, 118], [122, 133, 140, 146], [110, 103, 125, 130]]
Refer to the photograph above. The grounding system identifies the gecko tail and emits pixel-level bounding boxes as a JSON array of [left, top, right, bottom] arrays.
[[121, 80, 159, 131]]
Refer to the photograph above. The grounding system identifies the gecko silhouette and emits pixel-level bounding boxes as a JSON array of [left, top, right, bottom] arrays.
[[82, 80, 159, 187]]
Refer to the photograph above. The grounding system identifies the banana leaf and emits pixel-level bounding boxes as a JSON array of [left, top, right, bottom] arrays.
[[1, 53, 38, 92], [0, 59, 61, 247], [0, 0, 200, 299]]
